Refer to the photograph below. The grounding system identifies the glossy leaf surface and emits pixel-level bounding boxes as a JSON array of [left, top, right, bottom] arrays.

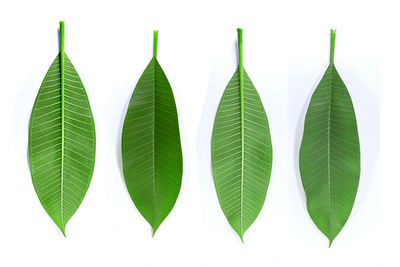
[[122, 31, 182, 235], [29, 22, 96, 235], [211, 29, 273, 241], [299, 30, 360, 246]]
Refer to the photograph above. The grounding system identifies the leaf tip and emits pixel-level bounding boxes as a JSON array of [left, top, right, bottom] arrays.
[[328, 235, 336, 247], [55, 220, 67, 237], [237, 231, 245, 243], [151, 224, 160, 237], [59, 226, 66, 237]]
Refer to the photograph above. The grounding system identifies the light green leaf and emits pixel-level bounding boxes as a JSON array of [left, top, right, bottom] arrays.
[[211, 29, 273, 241], [121, 31, 183, 235], [28, 21, 96, 236], [299, 30, 360, 246]]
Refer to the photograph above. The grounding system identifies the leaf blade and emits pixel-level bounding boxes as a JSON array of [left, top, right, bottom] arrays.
[[29, 51, 96, 235], [121, 32, 183, 235]]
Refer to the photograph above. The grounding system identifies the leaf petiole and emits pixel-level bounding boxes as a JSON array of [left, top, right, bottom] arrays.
[[330, 29, 336, 64], [153, 30, 159, 58]]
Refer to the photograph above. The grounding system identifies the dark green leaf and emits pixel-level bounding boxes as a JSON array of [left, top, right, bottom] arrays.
[[299, 30, 360, 246], [121, 31, 183, 235]]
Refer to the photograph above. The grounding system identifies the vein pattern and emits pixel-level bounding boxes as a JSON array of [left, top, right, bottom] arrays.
[[122, 57, 183, 234], [211, 67, 273, 240], [29, 53, 96, 235], [299, 63, 360, 245]]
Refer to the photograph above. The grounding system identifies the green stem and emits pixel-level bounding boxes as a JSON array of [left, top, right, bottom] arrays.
[[238, 28, 244, 113], [238, 28, 244, 126], [238, 28, 243, 82], [60, 21, 65, 91], [153, 30, 159, 58], [330, 29, 336, 64]]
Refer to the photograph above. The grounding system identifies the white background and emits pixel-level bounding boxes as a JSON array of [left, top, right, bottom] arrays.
[[0, 0, 394, 266]]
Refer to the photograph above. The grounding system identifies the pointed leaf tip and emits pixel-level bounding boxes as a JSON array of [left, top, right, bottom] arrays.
[[239, 233, 244, 243], [151, 228, 157, 237], [151, 222, 161, 237], [61, 228, 66, 237]]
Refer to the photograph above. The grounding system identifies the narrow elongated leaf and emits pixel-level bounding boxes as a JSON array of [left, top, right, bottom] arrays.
[[299, 30, 360, 246], [28, 22, 96, 235], [211, 29, 273, 241], [122, 31, 183, 235]]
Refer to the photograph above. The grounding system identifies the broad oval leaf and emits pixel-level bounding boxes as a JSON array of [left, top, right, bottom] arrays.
[[211, 29, 273, 241], [299, 30, 360, 246], [121, 31, 183, 235], [28, 22, 96, 235]]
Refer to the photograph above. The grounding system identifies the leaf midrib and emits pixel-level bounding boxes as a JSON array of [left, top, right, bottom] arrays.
[[237, 30, 245, 239], [239, 69, 244, 238], [60, 53, 65, 232], [327, 64, 334, 243], [151, 58, 157, 229]]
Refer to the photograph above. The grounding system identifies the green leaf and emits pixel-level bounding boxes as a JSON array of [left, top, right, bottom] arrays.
[[299, 30, 360, 246], [121, 31, 183, 235], [28, 21, 96, 236], [211, 29, 273, 241]]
